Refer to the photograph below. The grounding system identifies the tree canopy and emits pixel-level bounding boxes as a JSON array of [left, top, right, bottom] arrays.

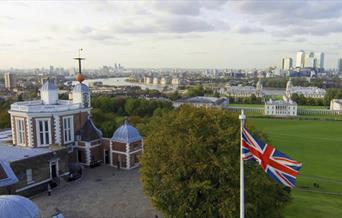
[[140, 106, 290, 218]]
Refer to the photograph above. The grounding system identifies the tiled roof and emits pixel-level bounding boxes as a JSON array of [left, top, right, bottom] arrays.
[[80, 117, 103, 141], [111, 120, 142, 144]]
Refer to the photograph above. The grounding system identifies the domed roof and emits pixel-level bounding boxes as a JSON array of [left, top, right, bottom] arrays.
[[41, 79, 57, 92], [73, 83, 90, 93], [0, 195, 40, 218], [111, 120, 142, 143]]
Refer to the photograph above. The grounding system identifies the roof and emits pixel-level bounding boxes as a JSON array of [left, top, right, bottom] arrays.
[[79, 117, 103, 141], [332, 99, 342, 104], [0, 160, 18, 187], [41, 80, 57, 92], [0, 195, 40, 218], [266, 100, 297, 106], [0, 143, 52, 162], [176, 96, 227, 105], [111, 120, 142, 144], [73, 83, 90, 93]]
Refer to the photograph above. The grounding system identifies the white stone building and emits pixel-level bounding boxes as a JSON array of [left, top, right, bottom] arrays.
[[173, 96, 229, 109], [330, 99, 342, 111], [285, 78, 326, 99], [265, 99, 297, 116], [4, 73, 16, 90], [220, 79, 264, 98]]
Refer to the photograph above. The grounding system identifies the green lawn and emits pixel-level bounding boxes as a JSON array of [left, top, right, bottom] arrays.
[[249, 118, 342, 218], [230, 103, 263, 108]]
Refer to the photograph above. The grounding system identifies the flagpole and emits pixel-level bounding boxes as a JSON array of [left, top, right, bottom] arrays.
[[239, 110, 246, 218]]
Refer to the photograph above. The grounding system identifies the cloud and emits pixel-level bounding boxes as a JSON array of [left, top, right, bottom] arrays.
[[233, 25, 264, 34], [232, 1, 342, 26], [230, 1, 342, 36]]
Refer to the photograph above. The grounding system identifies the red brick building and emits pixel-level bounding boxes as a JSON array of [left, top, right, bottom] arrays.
[[1, 70, 143, 196]]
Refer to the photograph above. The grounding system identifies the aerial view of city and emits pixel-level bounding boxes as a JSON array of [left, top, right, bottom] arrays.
[[1, 1, 342, 218]]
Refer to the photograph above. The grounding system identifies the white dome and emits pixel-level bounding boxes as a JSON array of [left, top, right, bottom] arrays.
[[0, 195, 40, 218]]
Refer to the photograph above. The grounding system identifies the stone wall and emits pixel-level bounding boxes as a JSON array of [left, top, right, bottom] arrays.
[[0, 147, 69, 197]]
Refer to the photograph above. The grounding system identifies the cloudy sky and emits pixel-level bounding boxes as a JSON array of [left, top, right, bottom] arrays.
[[1, 0, 342, 69]]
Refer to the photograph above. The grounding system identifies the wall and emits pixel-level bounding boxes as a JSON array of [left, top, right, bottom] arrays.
[[0, 147, 69, 197]]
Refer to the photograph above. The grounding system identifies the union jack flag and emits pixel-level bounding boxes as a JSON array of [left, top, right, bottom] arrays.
[[242, 128, 302, 188]]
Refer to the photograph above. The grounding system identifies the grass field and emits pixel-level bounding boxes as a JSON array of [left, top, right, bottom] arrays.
[[249, 118, 342, 218], [230, 103, 328, 110]]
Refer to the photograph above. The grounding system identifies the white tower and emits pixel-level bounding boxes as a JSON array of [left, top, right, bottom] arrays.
[[256, 79, 263, 97], [72, 51, 91, 108], [40, 79, 58, 105], [72, 82, 91, 108], [296, 50, 305, 68], [285, 78, 293, 99]]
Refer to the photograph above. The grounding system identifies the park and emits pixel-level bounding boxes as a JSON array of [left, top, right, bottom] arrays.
[[249, 118, 342, 218]]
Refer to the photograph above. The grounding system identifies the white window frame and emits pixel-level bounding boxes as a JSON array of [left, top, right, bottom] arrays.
[[63, 116, 74, 144], [15, 118, 25, 146], [26, 168, 34, 184], [36, 118, 52, 147]]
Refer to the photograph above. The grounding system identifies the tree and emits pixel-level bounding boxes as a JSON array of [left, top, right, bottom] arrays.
[[324, 88, 342, 106], [186, 85, 205, 97], [140, 106, 289, 218]]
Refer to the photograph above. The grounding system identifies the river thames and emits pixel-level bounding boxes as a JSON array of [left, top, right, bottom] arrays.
[[81, 77, 285, 96]]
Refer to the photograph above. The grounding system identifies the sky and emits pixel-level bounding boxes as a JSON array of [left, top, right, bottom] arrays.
[[1, 0, 342, 69]]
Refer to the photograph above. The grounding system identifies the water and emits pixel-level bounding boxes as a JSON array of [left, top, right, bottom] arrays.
[[80, 77, 285, 96], [263, 88, 285, 96], [81, 77, 174, 91]]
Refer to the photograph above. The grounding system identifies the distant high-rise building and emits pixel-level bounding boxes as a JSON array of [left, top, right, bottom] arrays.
[[338, 58, 342, 73], [314, 52, 324, 69], [296, 50, 305, 68], [49, 65, 54, 74], [304, 52, 316, 68], [296, 50, 324, 70], [4, 73, 16, 90], [282, 57, 293, 70]]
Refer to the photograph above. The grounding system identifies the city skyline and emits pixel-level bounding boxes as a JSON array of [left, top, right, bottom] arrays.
[[1, 1, 342, 69]]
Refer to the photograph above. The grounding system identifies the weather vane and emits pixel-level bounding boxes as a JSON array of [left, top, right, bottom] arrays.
[[74, 48, 85, 74]]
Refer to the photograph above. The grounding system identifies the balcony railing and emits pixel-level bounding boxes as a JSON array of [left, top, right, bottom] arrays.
[[10, 100, 82, 113]]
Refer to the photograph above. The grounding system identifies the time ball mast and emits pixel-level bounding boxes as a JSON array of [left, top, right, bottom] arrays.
[[74, 48, 85, 83]]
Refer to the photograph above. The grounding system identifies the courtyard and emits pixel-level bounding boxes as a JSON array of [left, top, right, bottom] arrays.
[[31, 166, 160, 218]]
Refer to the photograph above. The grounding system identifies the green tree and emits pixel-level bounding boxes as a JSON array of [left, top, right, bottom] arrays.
[[186, 85, 205, 97], [324, 89, 342, 106], [140, 106, 289, 218]]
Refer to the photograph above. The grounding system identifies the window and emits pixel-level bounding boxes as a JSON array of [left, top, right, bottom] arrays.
[[36, 118, 51, 146], [16, 118, 25, 146], [26, 168, 33, 184], [63, 116, 74, 143]]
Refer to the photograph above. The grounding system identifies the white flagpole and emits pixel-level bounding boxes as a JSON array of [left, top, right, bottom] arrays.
[[239, 110, 246, 218]]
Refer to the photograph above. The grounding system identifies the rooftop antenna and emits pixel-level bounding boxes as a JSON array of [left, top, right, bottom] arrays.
[[74, 48, 85, 74]]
